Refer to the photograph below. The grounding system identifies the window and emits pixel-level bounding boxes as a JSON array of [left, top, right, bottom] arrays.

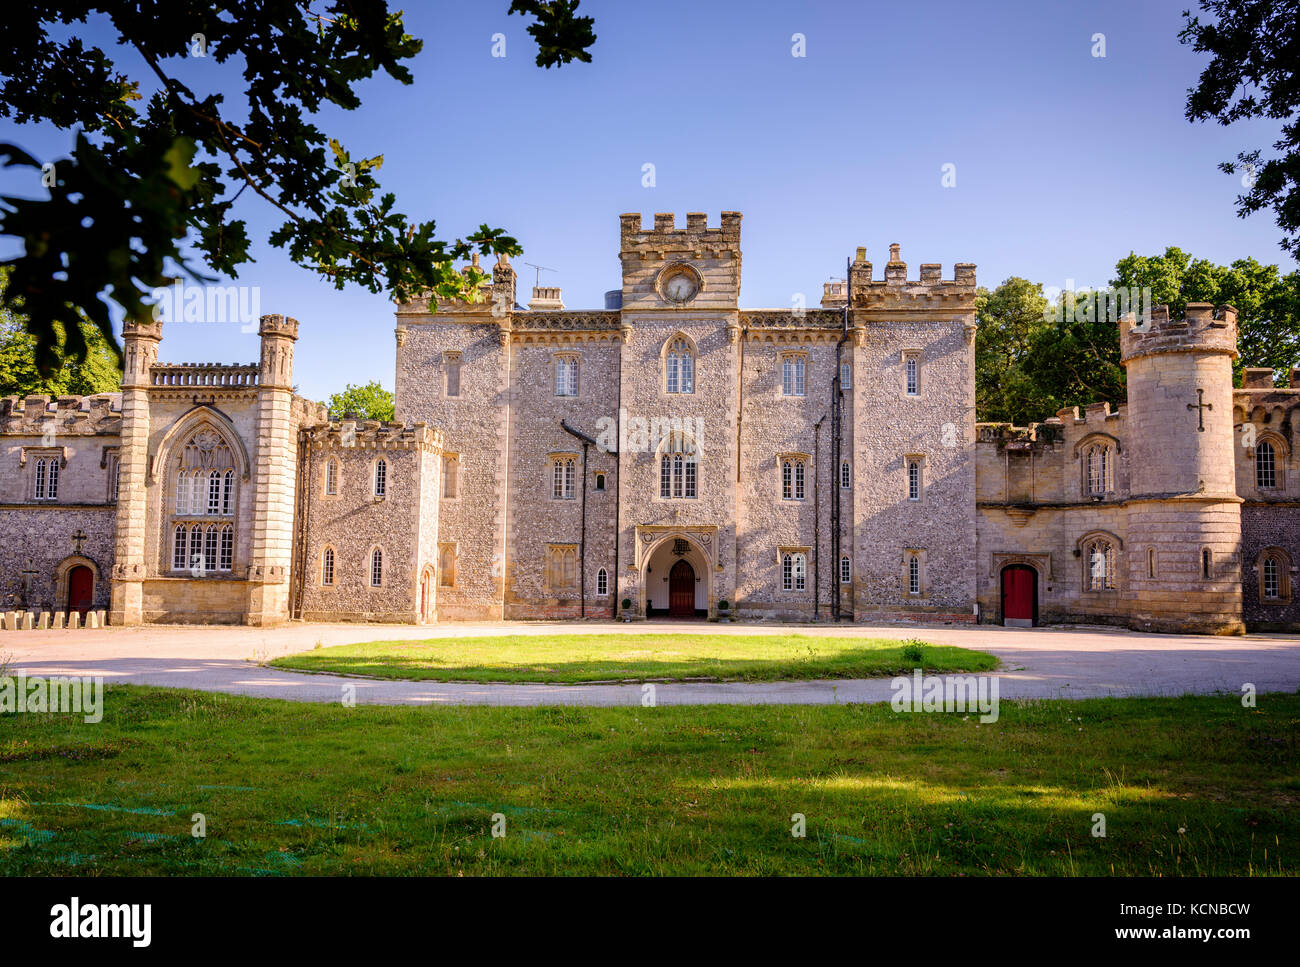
[[445, 353, 461, 397], [781, 354, 806, 396], [553, 457, 576, 499], [840, 461, 851, 490], [907, 460, 921, 500], [782, 458, 806, 500], [1085, 444, 1112, 495], [439, 544, 456, 587], [665, 337, 695, 394], [546, 545, 578, 591], [840, 556, 852, 584], [443, 456, 459, 499], [782, 552, 808, 591], [370, 548, 383, 587], [908, 555, 920, 594], [660, 437, 697, 499], [1202, 548, 1212, 580], [594, 473, 606, 492], [325, 458, 338, 495], [1147, 547, 1156, 579], [840, 362, 852, 391], [905, 357, 919, 396], [1086, 540, 1116, 591], [1256, 440, 1277, 489], [170, 427, 237, 574], [1263, 556, 1280, 600], [596, 567, 609, 596], [322, 547, 335, 586], [107, 453, 121, 502], [33, 456, 59, 500], [556, 355, 579, 396], [374, 458, 387, 497]]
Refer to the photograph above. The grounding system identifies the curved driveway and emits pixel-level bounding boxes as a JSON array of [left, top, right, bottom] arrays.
[[2, 620, 1298, 707]]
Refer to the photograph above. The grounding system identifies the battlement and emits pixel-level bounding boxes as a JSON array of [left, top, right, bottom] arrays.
[[150, 363, 260, 388], [1120, 302, 1238, 363], [0, 392, 122, 435], [619, 212, 742, 254], [258, 313, 300, 340], [1239, 366, 1300, 391], [303, 420, 444, 453], [846, 243, 977, 311], [976, 418, 1065, 450], [1056, 401, 1125, 425]]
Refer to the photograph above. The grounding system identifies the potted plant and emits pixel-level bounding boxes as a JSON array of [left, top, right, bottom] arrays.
[[621, 598, 634, 622], [716, 599, 732, 622]]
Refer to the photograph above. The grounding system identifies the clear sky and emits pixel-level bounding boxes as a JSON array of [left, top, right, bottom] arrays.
[[1, 0, 1294, 402]]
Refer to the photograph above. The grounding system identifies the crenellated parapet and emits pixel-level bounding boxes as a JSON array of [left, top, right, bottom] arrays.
[[1120, 303, 1238, 363], [846, 243, 977, 312], [0, 393, 122, 435], [302, 420, 444, 455], [976, 418, 1065, 452]]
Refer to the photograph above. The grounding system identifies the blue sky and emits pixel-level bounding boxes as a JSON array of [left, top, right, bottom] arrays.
[[1, 0, 1294, 401]]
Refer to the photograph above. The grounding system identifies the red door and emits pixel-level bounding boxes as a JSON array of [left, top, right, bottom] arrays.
[[67, 565, 94, 617], [1001, 565, 1036, 627], [669, 560, 695, 617]]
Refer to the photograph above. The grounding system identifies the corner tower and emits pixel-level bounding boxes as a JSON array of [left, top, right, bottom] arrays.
[[1121, 303, 1244, 634]]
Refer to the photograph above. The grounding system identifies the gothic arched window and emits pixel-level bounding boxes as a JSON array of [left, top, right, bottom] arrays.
[[1086, 540, 1116, 591], [170, 427, 237, 574], [660, 436, 698, 499], [665, 337, 695, 394], [1085, 444, 1113, 495], [1256, 439, 1277, 489]]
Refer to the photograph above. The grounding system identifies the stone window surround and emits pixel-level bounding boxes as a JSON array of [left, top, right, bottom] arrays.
[[779, 350, 808, 397], [100, 445, 121, 503], [553, 351, 581, 398], [901, 547, 928, 598], [662, 332, 698, 395], [839, 555, 852, 584], [779, 451, 810, 502], [369, 545, 384, 587], [548, 451, 578, 500], [545, 543, 579, 592], [438, 541, 458, 588], [776, 545, 810, 592], [1255, 546, 1293, 604], [323, 456, 340, 497], [1075, 432, 1120, 498], [23, 447, 66, 502], [371, 456, 388, 500], [904, 452, 926, 502], [901, 349, 923, 397], [443, 351, 462, 398], [320, 545, 336, 586], [1077, 529, 1122, 593], [1251, 431, 1287, 492], [442, 453, 461, 500]]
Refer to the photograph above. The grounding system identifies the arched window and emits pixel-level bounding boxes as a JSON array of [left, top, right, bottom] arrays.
[[374, 458, 387, 497], [596, 567, 609, 596], [665, 337, 695, 394], [782, 459, 806, 500], [553, 457, 576, 499], [782, 552, 807, 591], [908, 460, 921, 500], [594, 473, 606, 492], [840, 461, 851, 490], [1256, 440, 1277, 489], [905, 356, 919, 395], [1087, 540, 1116, 591], [1202, 548, 1213, 580], [33, 457, 59, 500], [170, 427, 237, 574], [840, 362, 852, 391], [1263, 556, 1280, 599], [321, 547, 335, 586], [555, 354, 579, 396], [781, 354, 806, 396], [325, 458, 338, 495], [840, 556, 852, 584], [370, 548, 383, 587], [660, 437, 698, 499], [443, 455, 459, 498], [908, 555, 921, 594], [439, 544, 456, 587], [1085, 444, 1112, 495]]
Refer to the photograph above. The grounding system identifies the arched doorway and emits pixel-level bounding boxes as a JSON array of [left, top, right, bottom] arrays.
[[669, 559, 696, 617], [1000, 564, 1037, 627], [419, 567, 433, 623], [66, 565, 94, 617]]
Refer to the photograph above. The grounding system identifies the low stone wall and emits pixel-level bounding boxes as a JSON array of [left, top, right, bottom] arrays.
[[2, 609, 107, 630]]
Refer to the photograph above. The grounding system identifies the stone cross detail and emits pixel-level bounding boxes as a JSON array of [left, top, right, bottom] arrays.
[[71, 529, 88, 555], [1187, 388, 1212, 432], [19, 558, 39, 604]]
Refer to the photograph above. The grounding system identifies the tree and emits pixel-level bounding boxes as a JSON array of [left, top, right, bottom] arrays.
[[0, 268, 120, 398], [974, 277, 1052, 424], [327, 381, 394, 422], [1112, 246, 1300, 383], [1180, 0, 1300, 257], [0, 2, 596, 373]]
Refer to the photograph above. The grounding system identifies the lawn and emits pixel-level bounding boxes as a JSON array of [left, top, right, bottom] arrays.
[[0, 687, 1296, 876], [269, 633, 998, 683]]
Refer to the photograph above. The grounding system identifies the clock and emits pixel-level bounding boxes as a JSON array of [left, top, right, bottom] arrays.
[[658, 264, 701, 305]]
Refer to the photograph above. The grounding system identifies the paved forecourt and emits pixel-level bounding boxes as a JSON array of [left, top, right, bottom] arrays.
[[3, 620, 1298, 707]]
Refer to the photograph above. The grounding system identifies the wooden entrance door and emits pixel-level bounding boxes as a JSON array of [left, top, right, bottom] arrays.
[[1001, 565, 1036, 627], [668, 559, 695, 617], [67, 565, 94, 617]]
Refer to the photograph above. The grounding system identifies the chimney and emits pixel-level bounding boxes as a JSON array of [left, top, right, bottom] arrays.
[[528, 286, 565, 311]]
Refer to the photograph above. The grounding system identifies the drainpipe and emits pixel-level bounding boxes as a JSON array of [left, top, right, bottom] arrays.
[[562, 420, 600, 619], [814, 414, 825, 622], [832, 255, 850, 622]]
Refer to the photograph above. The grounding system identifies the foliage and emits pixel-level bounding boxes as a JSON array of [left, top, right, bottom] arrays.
[[1181, 0, 1300, 257], [0, 2, 596, 373], [325, 380, 394, 422], [0, 269, 120, 398]]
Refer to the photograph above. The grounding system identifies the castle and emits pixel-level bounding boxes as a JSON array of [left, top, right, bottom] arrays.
[[1, 212, 1296, 634]]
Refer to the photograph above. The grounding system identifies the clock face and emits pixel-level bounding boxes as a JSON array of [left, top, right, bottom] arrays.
[[661, 269, 700, 304]]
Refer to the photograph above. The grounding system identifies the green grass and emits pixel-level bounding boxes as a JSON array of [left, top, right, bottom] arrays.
[[269, 633, 997, 683], [1, 687, 1297, 875]]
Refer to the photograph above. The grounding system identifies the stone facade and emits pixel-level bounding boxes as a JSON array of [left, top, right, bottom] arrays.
[[3, 212, 1295, 633]]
